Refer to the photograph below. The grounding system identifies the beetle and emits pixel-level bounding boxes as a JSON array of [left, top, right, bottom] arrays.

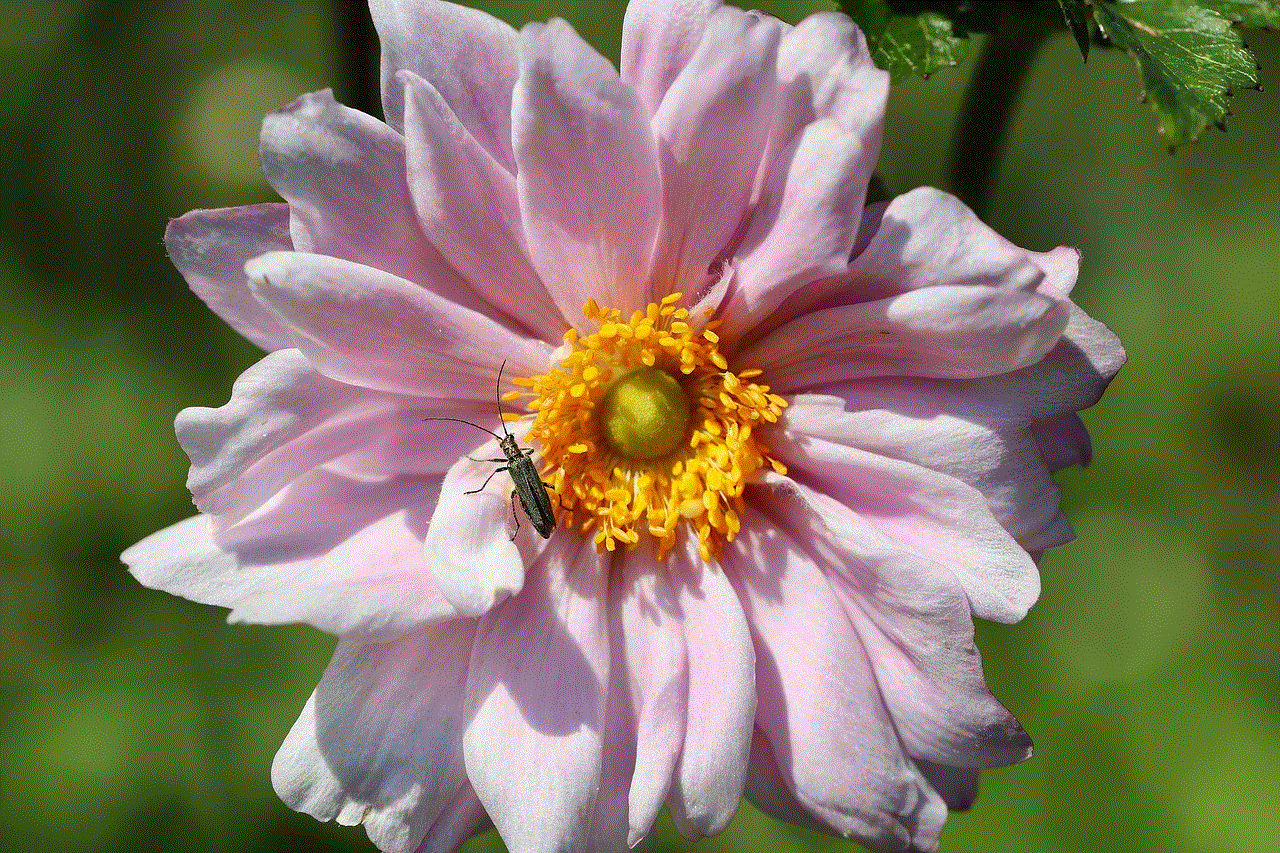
[[423, 361, 556, 539]]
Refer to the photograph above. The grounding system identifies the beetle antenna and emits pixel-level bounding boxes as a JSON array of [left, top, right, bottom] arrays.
[[420, 416, 503, 441], [495, 359, 511, 437]]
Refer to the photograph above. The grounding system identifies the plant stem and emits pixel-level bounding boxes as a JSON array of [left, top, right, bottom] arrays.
[[948, 2, 1054, 220], [337, 0, 379, 118]]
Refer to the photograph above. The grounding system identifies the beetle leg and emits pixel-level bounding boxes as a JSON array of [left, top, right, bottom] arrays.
[[465, 465, 509, 495]]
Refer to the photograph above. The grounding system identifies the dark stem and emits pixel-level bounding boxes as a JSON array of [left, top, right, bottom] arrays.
[[336, 0, 379, 118], [947, 2, 1054, 220]]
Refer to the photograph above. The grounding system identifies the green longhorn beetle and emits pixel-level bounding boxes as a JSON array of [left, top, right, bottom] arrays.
[[424, 361, 556, 539]]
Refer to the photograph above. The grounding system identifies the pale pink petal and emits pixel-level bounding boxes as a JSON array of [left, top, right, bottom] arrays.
[[464, 540, 610, 853], [756, 188, 1061, 340], [915, 760, 980, 812], [587, 604, 637, 853], [177, 349, 366, 504], [164, 204, 295, 351], [741, 284, 1070, 393], [772, 12, 887, 155], [804, 305, 1123, 454], [399, 71, 566, 341], [177, 350, 496, 536], [779, 302, 1123, 550], [719, 119, 878, 339], [123, 515, 250, 609], [844, 187, 1052, 301], [742, 728, 833, 836], [665, 536, 755, 840], [271, 622, 476, 853], [726, 500, 945, 850], [414, 782, 491, 853], [1030, 244, 1081, 297], [210, 464, 430, 552], [1020, 515, 1075, 553], [775, 403, 1040, 622], [620, 0, 721, 115], [513, 19, 662, 320], [245, 251, 550, 399], [213, 481, 456, 637], [613, 551, 686, 846], [782, 390, 1067, 557], [1033, 412, 1093, 471], [770, 477, 1034, 765], [370, 0, 518, 171], [259, 90, 482, 313], [327, 400, 524, 481], [124, 508, 457, 636], [1004, 302, 1127, 418], [649, 7, 781, 298], [422, 451, 534, 618], [715, 10, 888, 338]]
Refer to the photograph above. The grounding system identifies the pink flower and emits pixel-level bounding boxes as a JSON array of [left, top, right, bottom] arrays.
[[124, 1, 1124, 852]]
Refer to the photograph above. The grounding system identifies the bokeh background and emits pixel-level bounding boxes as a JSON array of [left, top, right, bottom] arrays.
[[1, 1, 1276, 851]]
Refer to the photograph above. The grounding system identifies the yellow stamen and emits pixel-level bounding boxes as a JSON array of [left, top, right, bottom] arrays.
[[519, 295, 787, 561]]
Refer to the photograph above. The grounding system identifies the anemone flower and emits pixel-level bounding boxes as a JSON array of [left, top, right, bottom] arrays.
[[124, 2, 1125, 851]]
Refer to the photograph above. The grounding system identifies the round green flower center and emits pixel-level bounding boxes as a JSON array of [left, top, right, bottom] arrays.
[[599, 366, 692, 460]]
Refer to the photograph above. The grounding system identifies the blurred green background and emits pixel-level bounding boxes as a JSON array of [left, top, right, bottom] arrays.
[[1, 1, 1276, 851]]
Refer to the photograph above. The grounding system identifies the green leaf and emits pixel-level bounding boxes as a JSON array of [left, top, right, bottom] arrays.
[[1198, 0, 1280, 28], [1093, 1, 1261, 148], [840, 1, 971, 81], [1059, 0, 1094, 60]]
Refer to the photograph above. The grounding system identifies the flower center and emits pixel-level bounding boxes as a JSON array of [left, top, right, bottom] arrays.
[[515, 294, 787, 561], [599, 366, 692, 460]]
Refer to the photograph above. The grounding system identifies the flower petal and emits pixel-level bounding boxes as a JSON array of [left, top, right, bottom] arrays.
[[716, 11, 888, 337], [620, 0, 721, 115], [743, 728, 834, 836], [180, 374, 485, 540], [464, 540, 610, 853], [124, 505, 457, 637], [259, 90, 484, 313], [271, 621, 477, 853], [422, 451, 533, 618], [177, 349, 364, 505], [720, 118, 877, 338], [400, 71, 567, 341], [414, 782, 492, 853], [123, 515, 250, 608], [164, 204, 295, 351], [1034, 412, 1093, 471], [844, 187, 1053, 301], [587, 595, 638, 853], [514, 18, 662, 319], [914, 760, 980, 812], [664, 539, 756, 840], [772, 12, 887, 155], [613, 551, 687, 847], [741, 284, 1070, 393], [369, 0, 519, 171], [649, 7, 781, 298], [783, 301, 1123, 550], [801, 388, 1068, 557], [727, 499, 946, 851], [754, 187, 1067, 341], [769, 476, 1034, 766], [246, 251, 550, 398], [774, 403, 1040, 622]]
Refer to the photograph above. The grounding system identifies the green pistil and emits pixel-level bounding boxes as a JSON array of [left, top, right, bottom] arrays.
[[599, 366, 692, 460]]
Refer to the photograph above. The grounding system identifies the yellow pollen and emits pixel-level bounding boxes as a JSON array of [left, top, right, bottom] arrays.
[[519, 295, 787, 562]]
